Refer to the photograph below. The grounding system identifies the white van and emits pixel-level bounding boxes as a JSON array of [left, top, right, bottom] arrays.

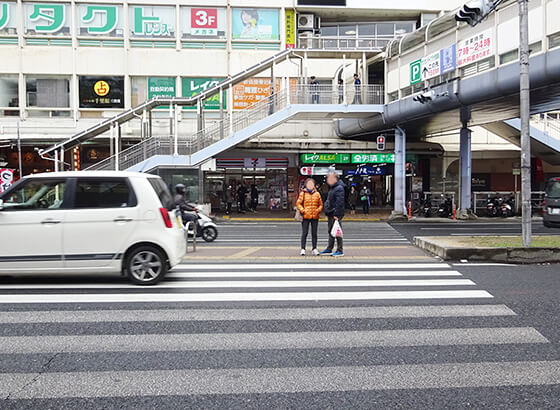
[[0, 171, 186, 285]]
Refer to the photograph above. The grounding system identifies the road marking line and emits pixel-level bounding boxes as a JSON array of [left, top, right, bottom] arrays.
[[0, 279, 476, 290], [0, 304, 515, 324], [0, 290, 494, 304], [167, 270, 463, 278], [175, 263, 451, 270], [4, 360, 558, 398], [229, 247, 260, 259], [0, 327, 544, 355]]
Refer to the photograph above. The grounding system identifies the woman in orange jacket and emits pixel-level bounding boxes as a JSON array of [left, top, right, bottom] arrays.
[[296, 178, 323, 256]]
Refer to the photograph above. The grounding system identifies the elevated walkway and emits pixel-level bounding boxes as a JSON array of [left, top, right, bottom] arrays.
[[86, 86, 383, 172]]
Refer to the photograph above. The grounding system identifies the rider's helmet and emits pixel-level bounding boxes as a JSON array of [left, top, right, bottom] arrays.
[[175, 184, 186, 195]]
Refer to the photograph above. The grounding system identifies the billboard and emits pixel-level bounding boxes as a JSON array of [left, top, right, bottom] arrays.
[[79, 76, 124, 108], [182, 77, 225, 110], [457, 28, 493, 67], [232, 8, 279, 40]]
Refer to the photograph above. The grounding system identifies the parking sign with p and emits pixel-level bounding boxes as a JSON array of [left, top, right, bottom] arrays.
[[410, 59, 422, 85]]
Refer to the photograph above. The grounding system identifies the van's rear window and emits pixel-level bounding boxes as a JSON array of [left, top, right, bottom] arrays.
[[546, 180, 560, 198]]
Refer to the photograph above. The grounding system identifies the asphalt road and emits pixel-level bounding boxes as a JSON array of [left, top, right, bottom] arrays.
[[390, 220, 560, 241], [0, 221, 559, 408]]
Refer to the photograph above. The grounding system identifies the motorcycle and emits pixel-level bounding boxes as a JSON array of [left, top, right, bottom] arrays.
[[486, 196, 500, 217], [181, 210, 219, 242], [438, 196, 453, 218], [500, 196, 515, 218], [423, 198, 432, 217]]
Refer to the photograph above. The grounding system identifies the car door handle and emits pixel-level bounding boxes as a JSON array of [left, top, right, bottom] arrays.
[[41, 218, 61, 225], [114, 217, 133, 222]]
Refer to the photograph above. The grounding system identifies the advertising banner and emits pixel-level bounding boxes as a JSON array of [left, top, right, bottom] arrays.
[[148, 77, 175, 99], [232, 8, 279, 40], [0, 168, 14, 193], [351, 153, 395, 164], [190, 8, 217, 36], [182, 77, 225, 110], [345, 165, 387, 176], [457, 28, 493, 67], [285, 9, 295, 48], [421, 51, 440, 81], [440, 44, 457, 74], [301, 153, 350, 164], [300, 167, 342, 176], [79, 76, 124, 108]]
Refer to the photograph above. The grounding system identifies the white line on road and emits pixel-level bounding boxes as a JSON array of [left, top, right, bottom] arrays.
[[174, 263, 451, 270], [0, 304, 515, 324], [0, 290, 493, 304], [0, 327, 544, 354], [167, 270, 463, 278], [0, 279, 476, 290], [211, 239, 409, 242], [3, 360, 557, 398]]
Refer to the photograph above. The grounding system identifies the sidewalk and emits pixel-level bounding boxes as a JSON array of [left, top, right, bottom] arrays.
[[214, 209, 392, 222]]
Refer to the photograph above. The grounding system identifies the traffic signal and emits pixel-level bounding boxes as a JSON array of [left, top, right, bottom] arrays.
[[377, 135, 385, 151], [412, 90, 435, 104], [455, 0, 494, 26]]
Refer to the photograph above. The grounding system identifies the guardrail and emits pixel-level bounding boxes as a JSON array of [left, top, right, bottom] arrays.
[[473, 191, 545, 216], [297, 35, 390, 50]]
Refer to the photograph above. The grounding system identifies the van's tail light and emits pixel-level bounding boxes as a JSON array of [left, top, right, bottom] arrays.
[[159, 208, 173, 228], [542, 200, 547, 215]]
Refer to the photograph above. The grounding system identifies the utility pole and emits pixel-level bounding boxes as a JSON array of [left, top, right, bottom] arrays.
[[16, 122, 23, 178], [518, 0, 531, 246]]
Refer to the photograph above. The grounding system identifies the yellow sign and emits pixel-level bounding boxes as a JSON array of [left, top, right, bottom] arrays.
[[285, 9, 295, 49], [93, 80, 110, 97]]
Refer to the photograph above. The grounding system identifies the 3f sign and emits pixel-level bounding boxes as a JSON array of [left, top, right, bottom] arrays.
[[195, 10, 215, 26], [191, 8, 218, 29]]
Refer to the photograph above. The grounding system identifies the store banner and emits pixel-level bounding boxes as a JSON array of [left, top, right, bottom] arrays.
[[148, 77, 175, 99], [300, 166, 342, 176], [457, 28, 493, 67], [79, 76, 124, 109], [351, 153, 395, 164], [78, 4, 122, 36], [182, 77, 225, 110], [232, 8, 279, 40], [0, 168, 14, 193], [130, 5, 174, 37], [301, 153, 350, 164], [0, 2, 16, 33], [244, 157, 266, 168], [233, 77, 277, 110], [345, 166, 387, 176], [285, 9, 295, 49], [24, 2, 70, 35]]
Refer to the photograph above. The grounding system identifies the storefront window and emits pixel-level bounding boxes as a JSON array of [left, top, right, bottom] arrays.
[[23, 2, 71, 36], [131, 76, 148, 107], [129, 5, 175, 38], [25, 76, 70, 117], [0, 1, 17, 36], [0, 75, 19, 116], [181, 7, 227, 40], [231, 8, 279, 41], [77, 3, 124, 37]]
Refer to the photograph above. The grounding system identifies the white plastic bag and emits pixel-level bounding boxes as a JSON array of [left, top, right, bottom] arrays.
[[330, 219, 343, 238]]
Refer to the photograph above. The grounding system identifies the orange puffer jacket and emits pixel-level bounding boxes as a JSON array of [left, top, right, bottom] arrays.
[[296, 189, 323, 220]]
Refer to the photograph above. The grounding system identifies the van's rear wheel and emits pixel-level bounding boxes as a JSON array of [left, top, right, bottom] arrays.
[[126, 246, 167, 285]]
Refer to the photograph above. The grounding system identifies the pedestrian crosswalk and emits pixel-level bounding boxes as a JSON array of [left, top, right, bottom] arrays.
[[0, 261, 558, 405]]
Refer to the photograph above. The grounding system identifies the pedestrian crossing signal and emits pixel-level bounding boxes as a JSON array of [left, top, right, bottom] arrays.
[[377, 135, 385, 151]]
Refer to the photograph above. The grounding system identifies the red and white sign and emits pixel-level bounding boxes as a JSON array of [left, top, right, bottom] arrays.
[[0, 168, 14, 193], [191, 8, 218, 36], [457, 28, 493, 67]]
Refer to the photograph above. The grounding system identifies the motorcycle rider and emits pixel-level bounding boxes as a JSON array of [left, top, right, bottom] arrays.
[[174, 184, 197, 227]]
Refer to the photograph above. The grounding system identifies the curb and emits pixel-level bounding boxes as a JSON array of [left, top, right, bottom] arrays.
[[217, 217, 382, 222], [414, 236, 560, 264]]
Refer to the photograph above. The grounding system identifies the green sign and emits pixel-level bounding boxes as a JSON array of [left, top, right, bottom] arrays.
[[182, 77, 225, 110], [148, 77, 175, 109], [301, 153, 350, 164], [410, 59, 422, 85], [81, 5, 119, 35], [351, 153, 395, 164], [29, 3, 66, 33]]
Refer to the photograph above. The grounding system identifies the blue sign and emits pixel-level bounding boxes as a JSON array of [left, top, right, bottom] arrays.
[[440, 44, 456, 74], [345, 166, 387, 176]]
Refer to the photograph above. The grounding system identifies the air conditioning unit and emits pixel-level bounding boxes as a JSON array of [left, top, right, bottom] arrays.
[[298, 14, 315, 31]]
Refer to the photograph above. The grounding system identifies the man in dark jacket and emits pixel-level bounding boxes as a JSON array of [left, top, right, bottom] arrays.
[[320, 171, 345, 257], [174, 184, 197, 226]]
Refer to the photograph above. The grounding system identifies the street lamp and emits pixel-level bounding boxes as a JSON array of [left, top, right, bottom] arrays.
[[456, 0, 532, 246]]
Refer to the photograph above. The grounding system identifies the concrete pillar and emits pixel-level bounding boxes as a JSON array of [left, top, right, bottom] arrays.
[[459, 126, 472, 216], [393, 127, 406, 217]]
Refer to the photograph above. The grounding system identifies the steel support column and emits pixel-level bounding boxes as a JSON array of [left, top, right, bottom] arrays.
[[459, 126, 472, 216], [393, 127, 406, 216]]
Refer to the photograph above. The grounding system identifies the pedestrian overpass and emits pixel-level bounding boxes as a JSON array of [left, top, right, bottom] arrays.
[[40, 0, 560, 217]]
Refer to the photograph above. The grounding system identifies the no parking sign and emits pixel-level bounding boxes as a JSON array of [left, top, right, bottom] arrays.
[[0, 169, 14, 193]]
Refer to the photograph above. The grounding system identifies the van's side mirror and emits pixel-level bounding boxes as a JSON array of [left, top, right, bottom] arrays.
[[0, 199, 3, 211]]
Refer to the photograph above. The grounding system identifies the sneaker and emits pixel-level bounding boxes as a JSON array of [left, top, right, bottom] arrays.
[[332, 250, 344, 257], [312, 248, 320, 256], [300, 249, 306, 256], [319, 249, 332, 256]]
